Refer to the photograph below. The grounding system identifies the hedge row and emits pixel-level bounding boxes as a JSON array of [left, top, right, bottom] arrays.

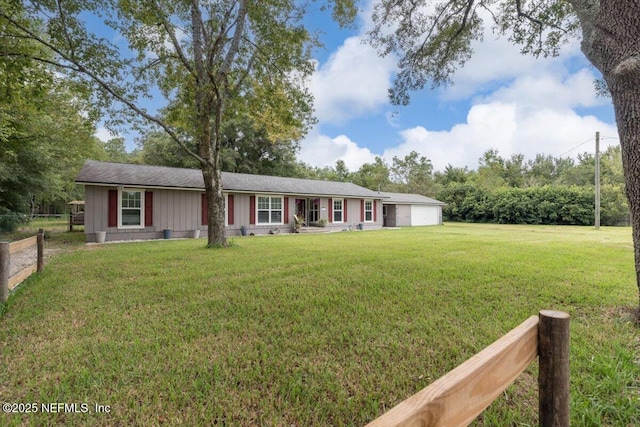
[[438, 184, 629, 226]]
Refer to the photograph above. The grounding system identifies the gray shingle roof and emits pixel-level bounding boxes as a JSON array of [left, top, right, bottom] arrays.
[[379, 191, 445, 205], [76, 160, 384, 199]]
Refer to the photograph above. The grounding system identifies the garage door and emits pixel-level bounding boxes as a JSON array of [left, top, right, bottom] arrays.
[[410, 205, 439, 226]]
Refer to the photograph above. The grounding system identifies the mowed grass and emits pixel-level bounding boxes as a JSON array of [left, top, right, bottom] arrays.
[[1, 223, 638, 426]]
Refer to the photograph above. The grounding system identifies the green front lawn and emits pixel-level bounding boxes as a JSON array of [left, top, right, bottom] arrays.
[[1, 224, 638, 425]]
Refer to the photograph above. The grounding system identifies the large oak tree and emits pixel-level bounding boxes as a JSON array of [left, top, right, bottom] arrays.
[[368, 0, 640, 311], [1, 0, 356, 247]]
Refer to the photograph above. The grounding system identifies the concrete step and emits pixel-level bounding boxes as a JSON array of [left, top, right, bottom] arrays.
[[296, 226, 328, 234]]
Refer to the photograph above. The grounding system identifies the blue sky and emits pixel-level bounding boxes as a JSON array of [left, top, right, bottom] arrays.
[[95, 0, 619, 173]]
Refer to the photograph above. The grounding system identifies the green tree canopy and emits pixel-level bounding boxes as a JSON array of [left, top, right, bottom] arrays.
[[350, 157, 391, 191], [1, 12, 100, 227], [389, 151, 435, 195]]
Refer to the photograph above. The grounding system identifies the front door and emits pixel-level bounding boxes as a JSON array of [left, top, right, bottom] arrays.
[[308, 198, 319, 224], [384, 204, 397, 227], [295, 199, 306, 225]]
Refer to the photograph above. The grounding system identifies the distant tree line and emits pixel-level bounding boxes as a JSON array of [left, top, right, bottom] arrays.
[[269, 146, 628, 227], [434, 147, 629, 226]]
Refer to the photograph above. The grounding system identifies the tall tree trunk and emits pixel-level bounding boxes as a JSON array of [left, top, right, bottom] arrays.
[[575, 0, 640, 312], [195, 99, 227, 248], [610, 80, 640, 313], [602, 1, 640, 314], [191, 1, 227, 248], [202, 160, 227, 248]]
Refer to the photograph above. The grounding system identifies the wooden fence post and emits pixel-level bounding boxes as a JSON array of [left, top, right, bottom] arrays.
[[538, 310, 570, 427], [0, 242, 9, 303], [37, 228, 44, 273]]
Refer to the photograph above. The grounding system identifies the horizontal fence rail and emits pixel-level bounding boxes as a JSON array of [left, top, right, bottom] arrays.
[[366, 310, 569, 427], [9, 235, 38, 254], [1, 229, 44, 303]]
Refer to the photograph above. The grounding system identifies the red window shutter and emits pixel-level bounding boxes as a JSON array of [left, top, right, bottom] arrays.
[[374, 201, 378, 222], [344, 199, 347, 222], [145, 191, 153, 226], [227, 195, 234, 225], [284, 197, 289, 224], [250, 196, 256, 225], [108, 189, 118, 227], [360, 199, 365, 222], [328, 198, 333, 223], [201, 193, 208, 226]]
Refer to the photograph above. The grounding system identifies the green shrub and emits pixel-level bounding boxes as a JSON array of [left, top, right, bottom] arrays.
[[0, 212, 28, 233], [438, 185, 605, 226], [601, 184, 630, 226]]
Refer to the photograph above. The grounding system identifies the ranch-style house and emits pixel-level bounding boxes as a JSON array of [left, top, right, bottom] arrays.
[[75, 160, 444, 242]]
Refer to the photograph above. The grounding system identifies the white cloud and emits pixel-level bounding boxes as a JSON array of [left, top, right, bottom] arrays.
[[383, 102, 518, 170], [95, 126, 140, 152], [309, 36, 396, 124], [299, 128, 377, 170], [94, 126, 115, 142], [483, 68, 606, 110], [385, 110, 401, 128], [382, 103, 618, 172]]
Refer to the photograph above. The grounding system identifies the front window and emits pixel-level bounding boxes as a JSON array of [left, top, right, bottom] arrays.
[[257, 196, 283, 224], [365, 200, 373, 222], [119, 189, 144, 228], [333, 198, 343, 223]]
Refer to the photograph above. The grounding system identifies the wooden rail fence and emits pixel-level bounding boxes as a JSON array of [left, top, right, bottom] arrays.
[[0, 229, 44, 303], [366, 310, 569, 427]]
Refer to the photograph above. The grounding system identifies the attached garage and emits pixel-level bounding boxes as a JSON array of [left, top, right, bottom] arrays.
[[380, 192, 445, 227]]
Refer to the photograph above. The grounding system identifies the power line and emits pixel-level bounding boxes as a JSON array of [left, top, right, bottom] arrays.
[[557, 136, 594, 158]]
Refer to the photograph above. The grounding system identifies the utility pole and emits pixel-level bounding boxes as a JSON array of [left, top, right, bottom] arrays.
[[595, 131, 600, 230]]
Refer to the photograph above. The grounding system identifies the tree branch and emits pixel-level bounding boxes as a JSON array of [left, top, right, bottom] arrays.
[[151, 0, 194, 76], [55, 0, 77, 60], [418, 0, 467, 56], [515, 0, 544, 27], [230, 51, 256, 95], [515, 0, 569, 34], [413, 0, 471, 71], [134, 56, 174, 81], [218, 0, 247, 83], [0, 9, 203, 164], [478, 1, 499, 26], [208, 0, 238, 71], [451, 0, 475, 41], [240, 36, 281, 74]]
